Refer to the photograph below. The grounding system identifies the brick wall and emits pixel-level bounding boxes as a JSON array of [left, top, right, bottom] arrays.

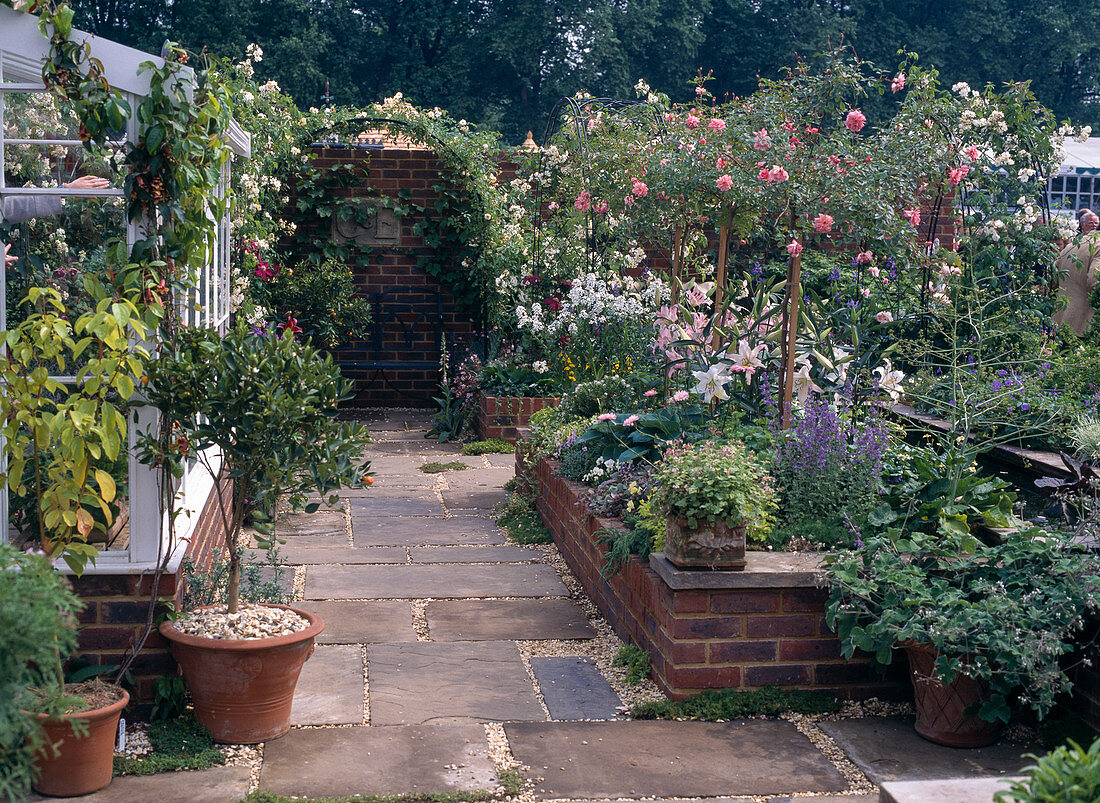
[[71, 477, 231, 715], [527, 455, 906, 700], [476, 395, 560, 442]]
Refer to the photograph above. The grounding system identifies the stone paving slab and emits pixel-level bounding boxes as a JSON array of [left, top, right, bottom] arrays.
[[504, 720, 847, 798], [290, 644, 364, 725], [426, 599, 595, 641], [278, 545, 406, 565], [531, 657, 623, 720], [295, 600, 417, 643], [349, 496, 446, 517], [22, 765, 252, 802], [260, 724, 497, 798], [410, 545, 540, 564], [353, 516, 506, 547], [277, 510, 348, 537], [442, 488, 509, 509], [880, 776, 1023, 802], [818, 717, 1034, 785], [368, 641, 546, 725], [305, 563, 569, 599], [486, 453, 516, 468]]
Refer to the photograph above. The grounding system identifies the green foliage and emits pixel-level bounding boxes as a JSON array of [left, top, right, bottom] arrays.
[[181, 547, 290, 610], [1072, 415, 1100, 462], [150, 675, 188, 722], [596, 525, 655, 577], [556, 376, 637, 420], [113, 718, 225, 776], [419, 461, 469, 474], [994, 739, 1100, 803], [826, 527, 1100, 724], [142, 324, 371, 613], [574, 406, 708, 467], [496, 492, 551, 545], [649, 440, 777, 541], [0, 544, 85, 800], [460, 439, 514, 455], [251, 258, 371, 349], [612, 644, 651, 685], [630, 686, 841, 721], [428, 383, 475, 443], [0, 285, 153, 573]]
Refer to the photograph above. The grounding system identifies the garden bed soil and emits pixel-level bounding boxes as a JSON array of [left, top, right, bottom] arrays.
[[523, 451, 907, 701], [476, 394, 559, 442]]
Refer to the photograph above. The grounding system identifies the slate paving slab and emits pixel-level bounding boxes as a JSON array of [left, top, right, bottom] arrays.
[[349, 496, 445, 517], [504, 720, 847, 798], [368, 641, 546, 725], [880, 777, 1023, 803], [259, 724, 497, 798], [290, 644, 364, 725], [23, 766, 252, 802], [294, 600, 417, 643], [410, 545, 539, 564], [818, 717, 1034, 785], [426, 599, 595, 641], [278, 545, 406, 565], [277, 510, 348, 537], [353, 516, 506, 547], [531, 657, 623, 720], [442, 488, 509, 509], [305, 563, 569, 599]]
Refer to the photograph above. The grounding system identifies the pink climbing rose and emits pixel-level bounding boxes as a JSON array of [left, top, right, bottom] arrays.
[[947, 165, 970, 186], [716, 174, 733, 192], [845, 110, 867, 132], [594, 199, 609, 215], [631, 180, 648, 198], [574, 190, 591, 212], [813, 214, 834, 233], [686, 114, 700, 129], [708, 118, 726, 132], [856, 250, 873, 264], [786, 240, 803, 257], [891, 73, 906, 93], [753, 128, 771, 150], [766, 165, 789, 183], [903, 208, 922, 226]]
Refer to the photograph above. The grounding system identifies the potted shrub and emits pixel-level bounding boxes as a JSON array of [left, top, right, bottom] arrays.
[[0, 544, 129, 799], [826, 522, 1100, 747], [649, 440, 776, 569], [144, 323, 371, 744]]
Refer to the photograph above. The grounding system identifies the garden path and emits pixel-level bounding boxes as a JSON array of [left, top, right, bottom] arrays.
[[41, 412, 1035, 802]]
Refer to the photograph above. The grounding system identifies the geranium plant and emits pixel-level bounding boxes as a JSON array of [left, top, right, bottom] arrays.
[[649, 440, 776, 541]]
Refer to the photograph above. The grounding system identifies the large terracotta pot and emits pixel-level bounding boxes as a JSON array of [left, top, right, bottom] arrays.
[[160, 604, 324, 744], [32, 687, 129, 797], [665, 517, 747, 570], [903, 642, 1000, 748]]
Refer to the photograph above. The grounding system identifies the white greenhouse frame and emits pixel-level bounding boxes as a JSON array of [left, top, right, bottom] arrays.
[[0, 6, 250, 573]]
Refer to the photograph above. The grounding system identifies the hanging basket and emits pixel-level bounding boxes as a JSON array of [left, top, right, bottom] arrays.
[[903, 642, 1001, 748]]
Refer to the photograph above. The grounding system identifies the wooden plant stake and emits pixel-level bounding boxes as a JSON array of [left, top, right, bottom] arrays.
[[712, 206, 732, 351], [779, 237, 803, 429]]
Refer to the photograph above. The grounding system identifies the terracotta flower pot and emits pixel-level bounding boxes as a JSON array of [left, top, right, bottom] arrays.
[[903, 642, 1001, 748], [665, 516, 747, 570], [32, 687, 129, 798], [160, 604, 324, 744]]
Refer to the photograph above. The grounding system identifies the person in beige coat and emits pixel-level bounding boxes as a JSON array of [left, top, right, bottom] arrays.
[[1055, 211, 1100, 335]]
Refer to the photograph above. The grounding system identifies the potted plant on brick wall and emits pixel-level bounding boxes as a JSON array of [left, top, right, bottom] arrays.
[[825, 445, 1100, 747], [649, 440, 777, 570], [0, 544, 128, 799], [145, 323, 371, 743]]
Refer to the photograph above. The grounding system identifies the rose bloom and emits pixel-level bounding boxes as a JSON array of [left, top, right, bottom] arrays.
[[964, 145, 981, 162], [868, 265, 881, 277], [856, 250, 873, 264], [860, 287, 871, 298], [594, 199, 609, 215], [813, 213, 834, 233], [891, 73, 906, 93], [768, 165, 789, 182], [716, 174, 733, 192], [574, 190, 591, 212], [947, 165, 970, 186], [623, 195, 635, 207], [753, 128, 771, 150], [845, 110, 867, 132], [903, 208, 921, 226], [786, 240, 803, 256], [547, 200, 559, 211], [708, 118, 726, 132], [631, 180, 648, 198], [686, 114, 700, 129], [695, 86, 706, 96], [875, 311, 894, 323], [757, 167, 771, 181]]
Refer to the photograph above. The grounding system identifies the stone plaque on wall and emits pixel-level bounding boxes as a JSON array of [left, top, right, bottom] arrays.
[[332, 199, 401, 246]]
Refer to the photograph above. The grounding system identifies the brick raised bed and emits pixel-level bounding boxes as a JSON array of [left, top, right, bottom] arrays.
[[526, 455, 906, 700], [476, 395, 559, 442]]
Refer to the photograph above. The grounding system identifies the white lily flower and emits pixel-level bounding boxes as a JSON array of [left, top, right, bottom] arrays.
[[691, 363, 731, 403], [792, 357, 822, 404], [728, 340, 766, 384], [874, 359, 906, 403]]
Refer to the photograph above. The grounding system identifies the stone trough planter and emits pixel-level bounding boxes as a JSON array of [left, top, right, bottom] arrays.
[[523, 452, 907, 700]]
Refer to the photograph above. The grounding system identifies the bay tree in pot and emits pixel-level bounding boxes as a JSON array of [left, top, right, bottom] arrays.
[[144, 323, 371, 743], [649, 440, 776, 569]]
